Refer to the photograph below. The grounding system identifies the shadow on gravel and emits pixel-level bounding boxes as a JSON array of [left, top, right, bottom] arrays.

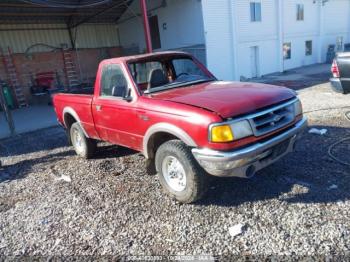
[[0, 127, 67, 157], [0, 150, 76, 183], [0, 145, 136, 184], [197, 125, 350, 207], [94, 144, 137, 159]]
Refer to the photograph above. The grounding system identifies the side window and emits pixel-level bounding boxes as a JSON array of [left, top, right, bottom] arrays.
[[296, 4, 304, 21], [250, 2, 262, 22], [305, 40, 312, 56], [283, 43, 291, 60], [100, 64, 128, 97]]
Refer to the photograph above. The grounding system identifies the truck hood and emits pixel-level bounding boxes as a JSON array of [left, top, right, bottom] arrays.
[[150, 81, 296, 119]]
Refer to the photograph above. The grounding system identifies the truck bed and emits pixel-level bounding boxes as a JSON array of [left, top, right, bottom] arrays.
[[53, 91, 99, 139]]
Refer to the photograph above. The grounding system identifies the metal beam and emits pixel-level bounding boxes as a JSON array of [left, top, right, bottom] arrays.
[[0, 3, 41, 7], [140, 0, 152, 53], [0, 27, 68, 31], [70, 0, 126, 28], [0, 12, 86, 16]]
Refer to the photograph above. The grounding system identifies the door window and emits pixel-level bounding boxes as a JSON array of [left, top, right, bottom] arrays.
[[100, 64, 128, 97]]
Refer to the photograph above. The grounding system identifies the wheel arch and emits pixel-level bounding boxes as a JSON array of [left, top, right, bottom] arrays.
[[62, 107, 89, 138], [143, 123, 197, 159]]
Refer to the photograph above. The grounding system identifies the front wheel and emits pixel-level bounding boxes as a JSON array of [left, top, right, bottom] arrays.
[[155, 140, 209, 203], [70, 122, 96, 159]]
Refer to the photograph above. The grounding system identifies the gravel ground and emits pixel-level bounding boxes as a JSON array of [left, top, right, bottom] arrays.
[[0, 80, 349, 259]]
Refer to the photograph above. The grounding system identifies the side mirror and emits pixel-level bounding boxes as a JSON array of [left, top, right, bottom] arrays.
[[123, 88, 133, 102], [111, 85, 132, 102]]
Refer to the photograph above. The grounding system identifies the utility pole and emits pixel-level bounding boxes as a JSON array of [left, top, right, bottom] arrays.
[[140, 0, 153, 53]]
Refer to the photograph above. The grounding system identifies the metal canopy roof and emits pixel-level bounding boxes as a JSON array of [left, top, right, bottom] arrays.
[[0, 0, 134, 27]]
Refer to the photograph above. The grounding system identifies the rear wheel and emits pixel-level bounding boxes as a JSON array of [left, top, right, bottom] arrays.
[[155, 140, 209, 203], [70, 122, 96, 159]]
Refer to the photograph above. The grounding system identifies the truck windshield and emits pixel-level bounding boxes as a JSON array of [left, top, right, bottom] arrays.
[[128, 57, 215, 94]]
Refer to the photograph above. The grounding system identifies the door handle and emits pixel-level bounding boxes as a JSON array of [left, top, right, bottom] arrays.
[[96, 105, 102, 111]]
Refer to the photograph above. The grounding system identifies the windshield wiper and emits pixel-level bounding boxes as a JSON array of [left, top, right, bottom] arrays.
[[144, 78, 216, 94]]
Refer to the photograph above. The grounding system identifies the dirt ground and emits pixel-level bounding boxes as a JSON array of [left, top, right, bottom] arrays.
[[0, 68, 349, 258]]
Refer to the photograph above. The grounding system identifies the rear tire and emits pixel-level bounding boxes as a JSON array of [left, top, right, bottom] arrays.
[[70, 122, 96, 159], [155, 140, 209, 203]]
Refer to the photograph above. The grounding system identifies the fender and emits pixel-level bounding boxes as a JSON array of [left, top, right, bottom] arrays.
[[143, 122, 197, 158], [63, 107, 90, 138]]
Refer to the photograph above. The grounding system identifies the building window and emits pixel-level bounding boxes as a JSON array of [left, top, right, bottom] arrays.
[[305, 41, 312, 56], [283, 43, 291, 60], [250, 2, 262, 22], [149, 15, 161, 49], [296, 4, 304, 21], [336, 36, 344, 51]]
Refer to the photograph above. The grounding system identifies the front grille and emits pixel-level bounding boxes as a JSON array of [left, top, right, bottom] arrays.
[[248, 101, 295, 136]]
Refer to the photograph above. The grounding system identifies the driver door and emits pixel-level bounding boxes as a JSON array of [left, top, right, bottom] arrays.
[[92, 64, 140, 149]]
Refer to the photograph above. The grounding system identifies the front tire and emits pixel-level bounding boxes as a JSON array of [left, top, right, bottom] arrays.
[[70, 122, 96, 159], [155, 140, 209, 203]]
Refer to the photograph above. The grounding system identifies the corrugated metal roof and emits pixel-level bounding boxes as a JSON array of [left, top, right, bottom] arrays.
[[0, 0, 133, 25]]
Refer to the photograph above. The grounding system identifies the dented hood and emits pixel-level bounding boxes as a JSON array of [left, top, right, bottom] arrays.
[[151, 81, 296, 119]]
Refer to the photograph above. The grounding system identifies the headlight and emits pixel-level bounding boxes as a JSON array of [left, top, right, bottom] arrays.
[[294, 99, 303, 116], [209, 120, 253, 142]]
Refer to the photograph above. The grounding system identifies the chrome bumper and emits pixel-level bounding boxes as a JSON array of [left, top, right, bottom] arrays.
[[192, 117, 308, 178], [330, 77, 350, 94], [330, 78, 344, 93]]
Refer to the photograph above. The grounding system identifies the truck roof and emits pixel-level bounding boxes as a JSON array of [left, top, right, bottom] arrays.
[[102, 51, 192, 64]]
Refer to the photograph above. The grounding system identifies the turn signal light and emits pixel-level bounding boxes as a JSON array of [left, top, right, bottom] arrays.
[[211, 125, 234, 142]]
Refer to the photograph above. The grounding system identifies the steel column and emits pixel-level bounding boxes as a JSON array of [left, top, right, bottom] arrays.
[[140, 0, 153, 53]]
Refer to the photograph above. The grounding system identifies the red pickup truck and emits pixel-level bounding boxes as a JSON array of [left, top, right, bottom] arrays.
[[53, 51, 307, 203]]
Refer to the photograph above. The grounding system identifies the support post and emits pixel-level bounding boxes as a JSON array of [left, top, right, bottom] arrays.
[[140, 0, 153, 53], [67, 26, 75, 49]]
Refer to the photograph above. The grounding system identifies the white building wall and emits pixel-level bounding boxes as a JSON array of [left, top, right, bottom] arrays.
[[202, 0, 350, 80], [281, 0, 320, 70], [234, 0, 279, 78], [117, 0, 205, 52], [322, 0, 350, 61], [201, 0, 236, 80]]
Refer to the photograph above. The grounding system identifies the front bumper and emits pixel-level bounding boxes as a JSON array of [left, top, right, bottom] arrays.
[[192, 117, 308, 178]]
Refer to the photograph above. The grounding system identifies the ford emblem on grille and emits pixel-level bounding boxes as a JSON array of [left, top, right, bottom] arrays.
[[272, 114, 283, 122]]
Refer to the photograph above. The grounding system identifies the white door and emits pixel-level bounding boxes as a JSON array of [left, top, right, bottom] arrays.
[[250, 46, 259, 78]]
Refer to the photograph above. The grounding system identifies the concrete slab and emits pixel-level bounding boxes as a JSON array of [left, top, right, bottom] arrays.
[[253, 63, 331, 82], [0, 105, 58, 139], [250, 63, 332, 91]]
